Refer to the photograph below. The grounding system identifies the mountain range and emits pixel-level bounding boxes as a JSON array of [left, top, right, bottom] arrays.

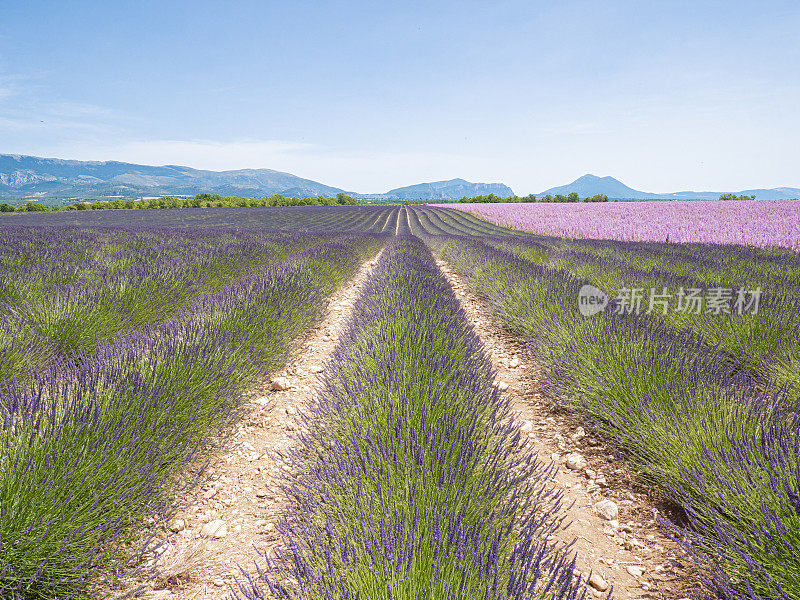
[[0, 154, 513, 201], [1, 154, 798, 202], [0, 154, 345, 200], [539, 174, 800, 201], [385, 179, 513, 200]]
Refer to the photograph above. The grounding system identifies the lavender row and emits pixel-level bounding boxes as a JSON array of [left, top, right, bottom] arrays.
[[432, 235, 800, 600], [479, 234, 800, 396], [0, 227, 326, 383], [233, 235, 590, 600], [3, 205, 402, 233], [407, 206, 522, 237], [0, 234, 386, 599]]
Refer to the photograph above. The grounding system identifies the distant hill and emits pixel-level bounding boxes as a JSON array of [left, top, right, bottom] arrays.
[[540, 174, 800, 201], [384, 179, 514, 200], [539, 175, 651, 199], [0, 154, 348, 200], [0, 155, 516, 202]]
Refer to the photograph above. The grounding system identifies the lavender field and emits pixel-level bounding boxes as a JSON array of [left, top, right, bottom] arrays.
[[1, 205, 798, 600], [442, 200, 800, 250]]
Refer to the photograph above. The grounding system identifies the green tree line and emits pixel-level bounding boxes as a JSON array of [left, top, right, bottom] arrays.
[[457, 192, 609, 203], [0, 192, 359, 213], [719, 193, 756, 201]]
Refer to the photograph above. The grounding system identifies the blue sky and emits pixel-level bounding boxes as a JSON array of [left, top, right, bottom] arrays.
[[1, 0, 798, 194]]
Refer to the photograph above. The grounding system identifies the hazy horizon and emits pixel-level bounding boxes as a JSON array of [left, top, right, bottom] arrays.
[[2, 1, 799, 196]]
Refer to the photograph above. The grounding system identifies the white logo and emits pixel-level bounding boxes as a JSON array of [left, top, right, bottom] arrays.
[[578, 284, 608, 316]]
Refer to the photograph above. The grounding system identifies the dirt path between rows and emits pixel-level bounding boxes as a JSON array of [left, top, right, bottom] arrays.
[[134, 254, 380, 600], [435, 259, 696, 600]]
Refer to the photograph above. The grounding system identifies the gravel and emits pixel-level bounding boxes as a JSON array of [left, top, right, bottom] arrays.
[[270, 377, 290, 391], [594, 499, 619, 521], [200, 519, 228, 539], [588, 572, 608, 591], [565, 453, 587, 470], [169, 519, 186, 532]]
